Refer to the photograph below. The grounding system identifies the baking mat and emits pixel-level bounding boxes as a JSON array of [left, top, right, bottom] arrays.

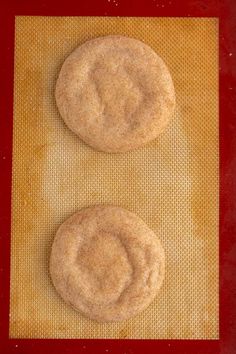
[[10, 16, 218, 339]]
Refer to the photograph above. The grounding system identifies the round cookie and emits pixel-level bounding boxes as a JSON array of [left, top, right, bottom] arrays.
[[50, 205, 165, 322], [55, 35, 175, 152]]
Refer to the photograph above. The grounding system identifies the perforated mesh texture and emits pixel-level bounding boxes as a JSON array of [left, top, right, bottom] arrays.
[[10, 16, 218, 339]]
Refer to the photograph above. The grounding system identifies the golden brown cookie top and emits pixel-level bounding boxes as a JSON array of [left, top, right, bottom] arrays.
[[55, 36, 175, 152], [50, 205, 165, 322]]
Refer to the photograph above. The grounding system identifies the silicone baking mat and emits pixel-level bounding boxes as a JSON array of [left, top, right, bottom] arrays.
[[10, 16, 218, 339]]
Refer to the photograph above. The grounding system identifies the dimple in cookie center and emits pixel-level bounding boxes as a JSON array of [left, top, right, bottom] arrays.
[[91, 59, 144, 129], [76, 232, 133, 305]]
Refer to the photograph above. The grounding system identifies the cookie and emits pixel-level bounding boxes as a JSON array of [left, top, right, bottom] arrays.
[[55, 36, 175, 152], [50, 205, 165, 322]]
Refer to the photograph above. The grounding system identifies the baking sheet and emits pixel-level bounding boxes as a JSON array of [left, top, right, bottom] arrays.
[[10, 16, 218, 339]]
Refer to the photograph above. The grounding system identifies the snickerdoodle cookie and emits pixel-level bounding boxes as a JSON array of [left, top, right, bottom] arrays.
[[55, 36, 175, 152], [50, 205, 165, 322]]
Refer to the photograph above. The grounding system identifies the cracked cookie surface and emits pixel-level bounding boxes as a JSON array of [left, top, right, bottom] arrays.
[[50, 205, 165, 322], [55, 36, 175, 152]]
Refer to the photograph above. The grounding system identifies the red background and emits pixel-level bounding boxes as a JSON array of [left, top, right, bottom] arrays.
[[0, 0, 236, 353]]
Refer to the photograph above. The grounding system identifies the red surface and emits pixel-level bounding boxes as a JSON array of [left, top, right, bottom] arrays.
[[0, 0, 236, 353]]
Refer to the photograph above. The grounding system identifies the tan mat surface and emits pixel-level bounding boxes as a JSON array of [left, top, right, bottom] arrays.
[[10, 16, 218, 339]]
